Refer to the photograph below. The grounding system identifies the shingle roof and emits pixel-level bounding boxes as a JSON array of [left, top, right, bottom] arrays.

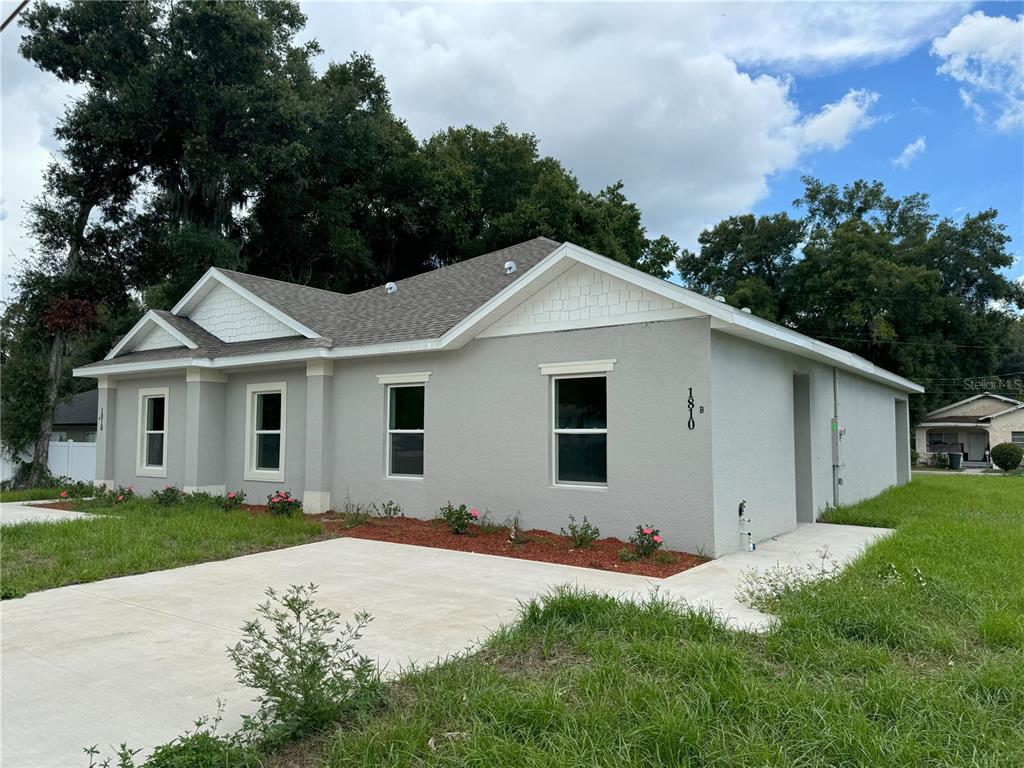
[[215, 237, 560, 345], [79, 238, 562, 370], [151, 310, 224, 348], [53, 389, 98, 426]]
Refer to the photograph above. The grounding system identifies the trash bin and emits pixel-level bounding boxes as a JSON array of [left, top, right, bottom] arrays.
[[948, 452, 963, 470]]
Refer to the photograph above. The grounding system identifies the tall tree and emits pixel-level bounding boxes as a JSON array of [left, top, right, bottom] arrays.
[[15, 0, 159, 483], [676, 177, 1023, 417]]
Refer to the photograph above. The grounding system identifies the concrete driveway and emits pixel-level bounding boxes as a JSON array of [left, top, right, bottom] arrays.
[[1, 523, 886, 767], [0, 502, 96, 526]]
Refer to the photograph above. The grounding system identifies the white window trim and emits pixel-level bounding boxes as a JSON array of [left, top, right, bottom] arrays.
[[244, 382, 287, 482], [136, 386, 169, 478], [377, 371, 431, 385], [386, 383, 425, 479], [550, 373, 608, 489], [539, 359, 616, 377]]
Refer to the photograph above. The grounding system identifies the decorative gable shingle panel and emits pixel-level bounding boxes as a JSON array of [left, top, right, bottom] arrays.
[[187, 282, 296, 342], [132, 325, 182, 352], [478, 262, 695, 338]]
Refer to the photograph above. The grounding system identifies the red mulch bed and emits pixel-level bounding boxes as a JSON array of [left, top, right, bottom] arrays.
[[32, 501, 77, 511], [307, 512, 708, 578], [32, 500, 708, 577]]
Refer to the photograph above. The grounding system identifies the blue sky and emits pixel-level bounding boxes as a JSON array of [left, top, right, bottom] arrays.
[[2, 1, 1022, 295], [757, 2, 1023, 281]]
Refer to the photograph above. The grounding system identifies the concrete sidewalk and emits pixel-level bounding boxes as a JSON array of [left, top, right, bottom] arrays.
[[0, 522, 887, 767], [0, 502, 96, 525]]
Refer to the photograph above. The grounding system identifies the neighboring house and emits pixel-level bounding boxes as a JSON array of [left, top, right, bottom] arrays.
[[915, 393, 1024, 465], [73, 238, 922, 556], [52, 389, 99, 443]]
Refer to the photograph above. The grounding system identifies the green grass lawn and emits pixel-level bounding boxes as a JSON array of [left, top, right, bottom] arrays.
[[0, 496, 322, 598], [1, 486, 77, 503], [306, 475, 1023, 767]]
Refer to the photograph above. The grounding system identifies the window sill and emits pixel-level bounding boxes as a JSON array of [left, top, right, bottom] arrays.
[[244, 469, 285, 483], [552, 482, 607, 491], [386, 474, 424, 481], [136, 467, 167, 478]]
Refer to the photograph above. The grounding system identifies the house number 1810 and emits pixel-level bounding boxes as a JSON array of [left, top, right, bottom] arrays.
[[687, 387, 704, 430]]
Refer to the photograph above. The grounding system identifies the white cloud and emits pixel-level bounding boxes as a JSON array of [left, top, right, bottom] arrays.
[[302, 3, 937, 245], [0, 1, 970, 297], [932, 11, 1024, 132], [892, 136, 927, 169]]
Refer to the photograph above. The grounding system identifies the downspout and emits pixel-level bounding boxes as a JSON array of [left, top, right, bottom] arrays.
[[831, 367, 840, 507]]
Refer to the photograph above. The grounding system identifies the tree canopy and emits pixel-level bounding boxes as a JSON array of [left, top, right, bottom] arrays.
[[676, 177, 1024, 416]]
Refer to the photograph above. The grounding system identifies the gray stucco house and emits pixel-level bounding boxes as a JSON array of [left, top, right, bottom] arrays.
[[74, 238, 922, 556]]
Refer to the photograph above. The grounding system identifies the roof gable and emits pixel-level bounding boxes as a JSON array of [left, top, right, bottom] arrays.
[[172, 269, 322, 341], [105, 310, 199, 360], [478, 260, 700, 338], [926, 392, 1023, 418]]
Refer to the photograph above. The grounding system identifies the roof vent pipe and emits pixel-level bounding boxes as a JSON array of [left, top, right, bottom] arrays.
[[504, 260, 517, 275], [714, 295, 726, 302], [385, 282, 397, 294], [741, 307, 752, 314]]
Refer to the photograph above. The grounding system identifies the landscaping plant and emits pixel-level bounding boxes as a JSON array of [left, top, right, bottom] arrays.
[[223, 490, 246, 511], [152, 484, 185, 506], [373, 500, 402, 518], [228, 584, 383, 744], [629, 524, 664, 558], [439, 502, 478, 534], [267, 490, 302, 517], [561, 514, 600, 548], [991, 441, 1024, 471]]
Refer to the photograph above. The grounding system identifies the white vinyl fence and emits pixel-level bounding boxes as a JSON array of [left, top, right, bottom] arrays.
[[1, 441, 96, 484]]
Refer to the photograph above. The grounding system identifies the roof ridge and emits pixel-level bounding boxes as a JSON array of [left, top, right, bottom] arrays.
[[214, 268, 349, 300]]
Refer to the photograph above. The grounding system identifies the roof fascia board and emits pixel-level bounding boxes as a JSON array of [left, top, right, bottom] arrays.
[[104, 310, 199, 360], [172, 268, 321, 340], [916, 421, 989, 427], [986, 404, 1024, 419]]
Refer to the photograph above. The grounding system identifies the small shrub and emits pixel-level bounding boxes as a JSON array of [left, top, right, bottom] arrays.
[[991, 442, 1023, 471], [560, 514, 600, 549], [223, 489, 247, 511], [267, 490, 302, 517], [629, 525, 664, 558], [439, 502, 477, 534], [103, 484, 135, 504], [152, 484, 185, 506], [927, 452, 949, 469], [373, 500, 402, 518], [617, 547, 639, 562], [910, 448, 919, 465], [228, 584, 383, 744]]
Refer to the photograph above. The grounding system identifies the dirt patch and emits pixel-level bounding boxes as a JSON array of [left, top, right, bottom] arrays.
[[301, 514, 707, 578]]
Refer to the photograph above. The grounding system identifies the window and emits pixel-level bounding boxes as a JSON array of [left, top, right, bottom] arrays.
[[136, 387, 168, 477], [245, 383, 286, 482], [1013, 432, 1024, 446], [927, 431, 958, 447], [553, 376, 607, 485], [387, 385, 424, 477]]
